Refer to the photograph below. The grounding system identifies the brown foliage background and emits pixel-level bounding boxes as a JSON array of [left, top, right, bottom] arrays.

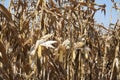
[[0, 0, 120, 80]]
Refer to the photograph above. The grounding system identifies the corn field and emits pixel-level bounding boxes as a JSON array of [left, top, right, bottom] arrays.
[[0, 0, 120, 80]]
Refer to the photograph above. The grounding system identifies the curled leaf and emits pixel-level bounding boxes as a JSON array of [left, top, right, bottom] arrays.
[[0, 4, 12, 21], [74, 41, 85, 49], [62, 39, 70, 49]]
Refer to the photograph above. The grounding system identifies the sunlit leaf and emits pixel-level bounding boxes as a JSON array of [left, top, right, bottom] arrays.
[[40, 41, 57, 48]]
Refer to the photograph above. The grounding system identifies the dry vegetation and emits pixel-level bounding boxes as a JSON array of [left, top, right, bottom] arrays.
[[0, 0, 120, 80]]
